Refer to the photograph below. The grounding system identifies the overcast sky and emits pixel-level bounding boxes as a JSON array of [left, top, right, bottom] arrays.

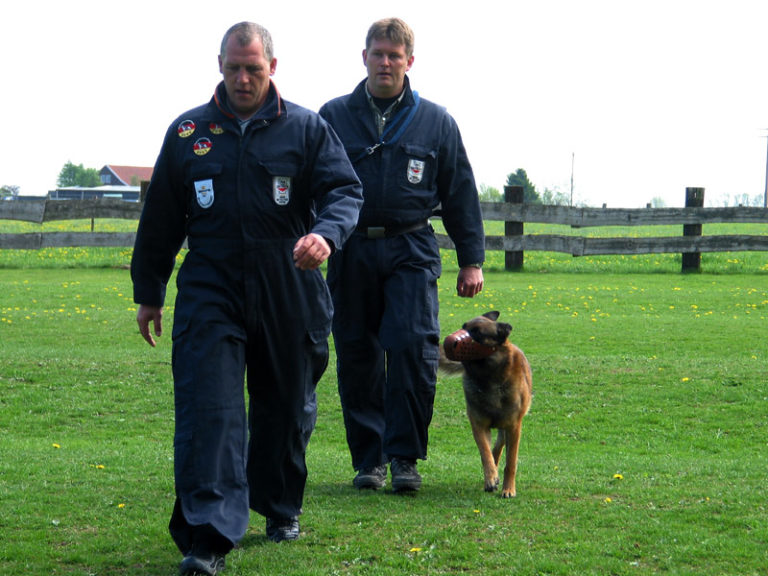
[[2, 0, 767, 207]]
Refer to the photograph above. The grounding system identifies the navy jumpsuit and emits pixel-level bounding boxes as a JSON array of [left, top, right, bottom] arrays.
[[131, 81, 362, 553], [320, 77, 485, 472]]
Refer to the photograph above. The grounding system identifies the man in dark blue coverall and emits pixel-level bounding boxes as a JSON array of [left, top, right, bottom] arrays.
[[131, 22, 362, 576], [320, 18, 485, 493]]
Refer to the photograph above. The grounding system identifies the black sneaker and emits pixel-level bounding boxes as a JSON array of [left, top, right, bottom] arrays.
[[353, 465, 387, 489], [390, 458, 422, 492], [266, 516, 300, 543], [179, 550, 226, 576]]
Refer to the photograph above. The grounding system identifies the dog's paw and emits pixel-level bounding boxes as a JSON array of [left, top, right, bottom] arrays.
[[484, 476, 500, 492], [501, 488, 517, 498]]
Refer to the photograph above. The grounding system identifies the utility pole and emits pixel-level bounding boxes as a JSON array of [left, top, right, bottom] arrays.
[[763, 128, 768, 208], [570, 152, 575, 207]]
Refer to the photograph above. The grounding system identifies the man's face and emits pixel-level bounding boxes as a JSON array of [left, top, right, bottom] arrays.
[[218, 35, 277, 119], [363, 38, 414, 99]]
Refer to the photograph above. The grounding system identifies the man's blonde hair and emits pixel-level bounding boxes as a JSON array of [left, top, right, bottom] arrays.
[[365, 18, 414, 57]]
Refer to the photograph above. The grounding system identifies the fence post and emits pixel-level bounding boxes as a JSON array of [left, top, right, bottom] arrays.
[[504, 185, 524, 271], [682, 187, 704, 273]]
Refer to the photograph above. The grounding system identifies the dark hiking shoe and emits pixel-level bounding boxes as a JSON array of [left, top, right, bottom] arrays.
[[390, 458, 422, 492], [266, 516, 300, 542], [179, 550, 226, 575], [353, 465, 387, 489]]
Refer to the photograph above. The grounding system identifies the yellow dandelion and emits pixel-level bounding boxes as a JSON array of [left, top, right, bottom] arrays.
[[52, 443, 61, 449], [409, 547, 422, 553], [613, 474, 624, 480]]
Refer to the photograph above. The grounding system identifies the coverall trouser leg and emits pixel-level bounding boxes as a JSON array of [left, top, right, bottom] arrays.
[[329, 231, 441, 471], [169, 245, 330, 553]]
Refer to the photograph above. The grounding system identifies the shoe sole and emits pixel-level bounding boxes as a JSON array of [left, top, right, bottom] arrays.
[[267, 532, 300, 543], [391, 479, 421, 492], [353, 477, 386, 489], [179, 556, 225, 576]]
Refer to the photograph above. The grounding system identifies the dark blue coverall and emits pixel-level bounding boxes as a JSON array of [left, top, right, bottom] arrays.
[[131, 81, 362, 554], [319, 77, 485, 472]]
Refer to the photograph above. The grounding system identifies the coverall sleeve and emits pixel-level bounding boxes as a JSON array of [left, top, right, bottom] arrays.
[[436, 115, 486, 267], [131, 124, 188, 307], [306, 117, 363, 251]]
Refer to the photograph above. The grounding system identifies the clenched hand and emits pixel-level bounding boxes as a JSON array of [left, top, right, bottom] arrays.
[[293, 233, 331, 270]]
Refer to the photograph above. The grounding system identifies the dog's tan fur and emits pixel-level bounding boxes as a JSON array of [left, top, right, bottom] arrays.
[[440, 311, 532, 497]]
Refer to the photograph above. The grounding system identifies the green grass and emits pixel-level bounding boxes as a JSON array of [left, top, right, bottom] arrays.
[[1, 225, 767, 575]]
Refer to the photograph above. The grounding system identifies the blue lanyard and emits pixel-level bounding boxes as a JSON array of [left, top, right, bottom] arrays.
[[354, 92, 420, 163]]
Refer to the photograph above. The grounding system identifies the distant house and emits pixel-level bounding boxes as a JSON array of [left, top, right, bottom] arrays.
[[48, 165, 154, 202], [99, 165, 154, 187], [49, 185, 141, 202]]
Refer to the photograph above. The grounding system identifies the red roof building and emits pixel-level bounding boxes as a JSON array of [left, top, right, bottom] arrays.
[[99, 165, 154, 186]]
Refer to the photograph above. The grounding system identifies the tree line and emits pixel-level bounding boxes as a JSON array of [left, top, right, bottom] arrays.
[[2, 163, 763, 208], [0, 162, 101, 199], [479, 168, 575, 206]]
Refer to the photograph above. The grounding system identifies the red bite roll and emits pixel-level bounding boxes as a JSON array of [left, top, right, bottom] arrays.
[[443, 329, 497, 362]]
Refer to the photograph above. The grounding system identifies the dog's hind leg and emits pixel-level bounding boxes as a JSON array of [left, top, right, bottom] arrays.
[[500, 418, 524, 498], [492, 430, 506, 466], [469, 419, 499, 491]]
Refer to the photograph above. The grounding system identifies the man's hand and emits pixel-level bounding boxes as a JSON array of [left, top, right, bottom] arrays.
[[136, 304, 163, 347], [293, 233, 331, 270], [456, 266, 484, 298]]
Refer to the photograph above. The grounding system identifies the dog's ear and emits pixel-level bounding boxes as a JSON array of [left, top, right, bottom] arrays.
[[483, 310, 500, 322], [496, 322, 512, 342]]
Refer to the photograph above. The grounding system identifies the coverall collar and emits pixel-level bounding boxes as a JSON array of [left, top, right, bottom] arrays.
[[212, 79, 284, 123]]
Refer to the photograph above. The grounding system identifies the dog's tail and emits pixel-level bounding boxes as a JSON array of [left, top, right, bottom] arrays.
[[438, 345, 465, 375]]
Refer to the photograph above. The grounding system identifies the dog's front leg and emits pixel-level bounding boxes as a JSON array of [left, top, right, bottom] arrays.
[[469, 419, 499, 491], [500, 420, 523, 498]]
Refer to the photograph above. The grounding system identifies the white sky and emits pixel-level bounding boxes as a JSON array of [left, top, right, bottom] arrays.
[[2, 0, 767, 207]]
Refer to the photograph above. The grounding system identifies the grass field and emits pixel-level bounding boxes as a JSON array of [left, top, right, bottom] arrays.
[[0, 228, 767, 575]]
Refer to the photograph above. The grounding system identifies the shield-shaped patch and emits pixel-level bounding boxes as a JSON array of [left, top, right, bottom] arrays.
[[273, 177, 291, 206], [407, 159, 425, 184], [195, 179, 214, 209]]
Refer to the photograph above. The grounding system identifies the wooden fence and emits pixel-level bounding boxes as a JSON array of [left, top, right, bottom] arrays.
[[2, 187, 767, 272], [0, 197, 141, 250], [436, 187, 768, 272]]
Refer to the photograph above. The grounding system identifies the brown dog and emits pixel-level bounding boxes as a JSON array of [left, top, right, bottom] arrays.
[[441, 311, 532, 497]]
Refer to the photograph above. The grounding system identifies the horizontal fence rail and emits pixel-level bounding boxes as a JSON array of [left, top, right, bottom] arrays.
[[440, 232, 768, 256], [0, 197, 142, 224], [440, 187, 768, 271], [474, 202, 768, 227], [0, 198, 142, 250], [2, 188, 767, 271]]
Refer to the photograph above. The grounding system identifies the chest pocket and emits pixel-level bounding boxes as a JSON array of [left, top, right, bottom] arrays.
[[258, 159, 304, 210], [185, 162, 224, 213], [399, 143, 436, 189]]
